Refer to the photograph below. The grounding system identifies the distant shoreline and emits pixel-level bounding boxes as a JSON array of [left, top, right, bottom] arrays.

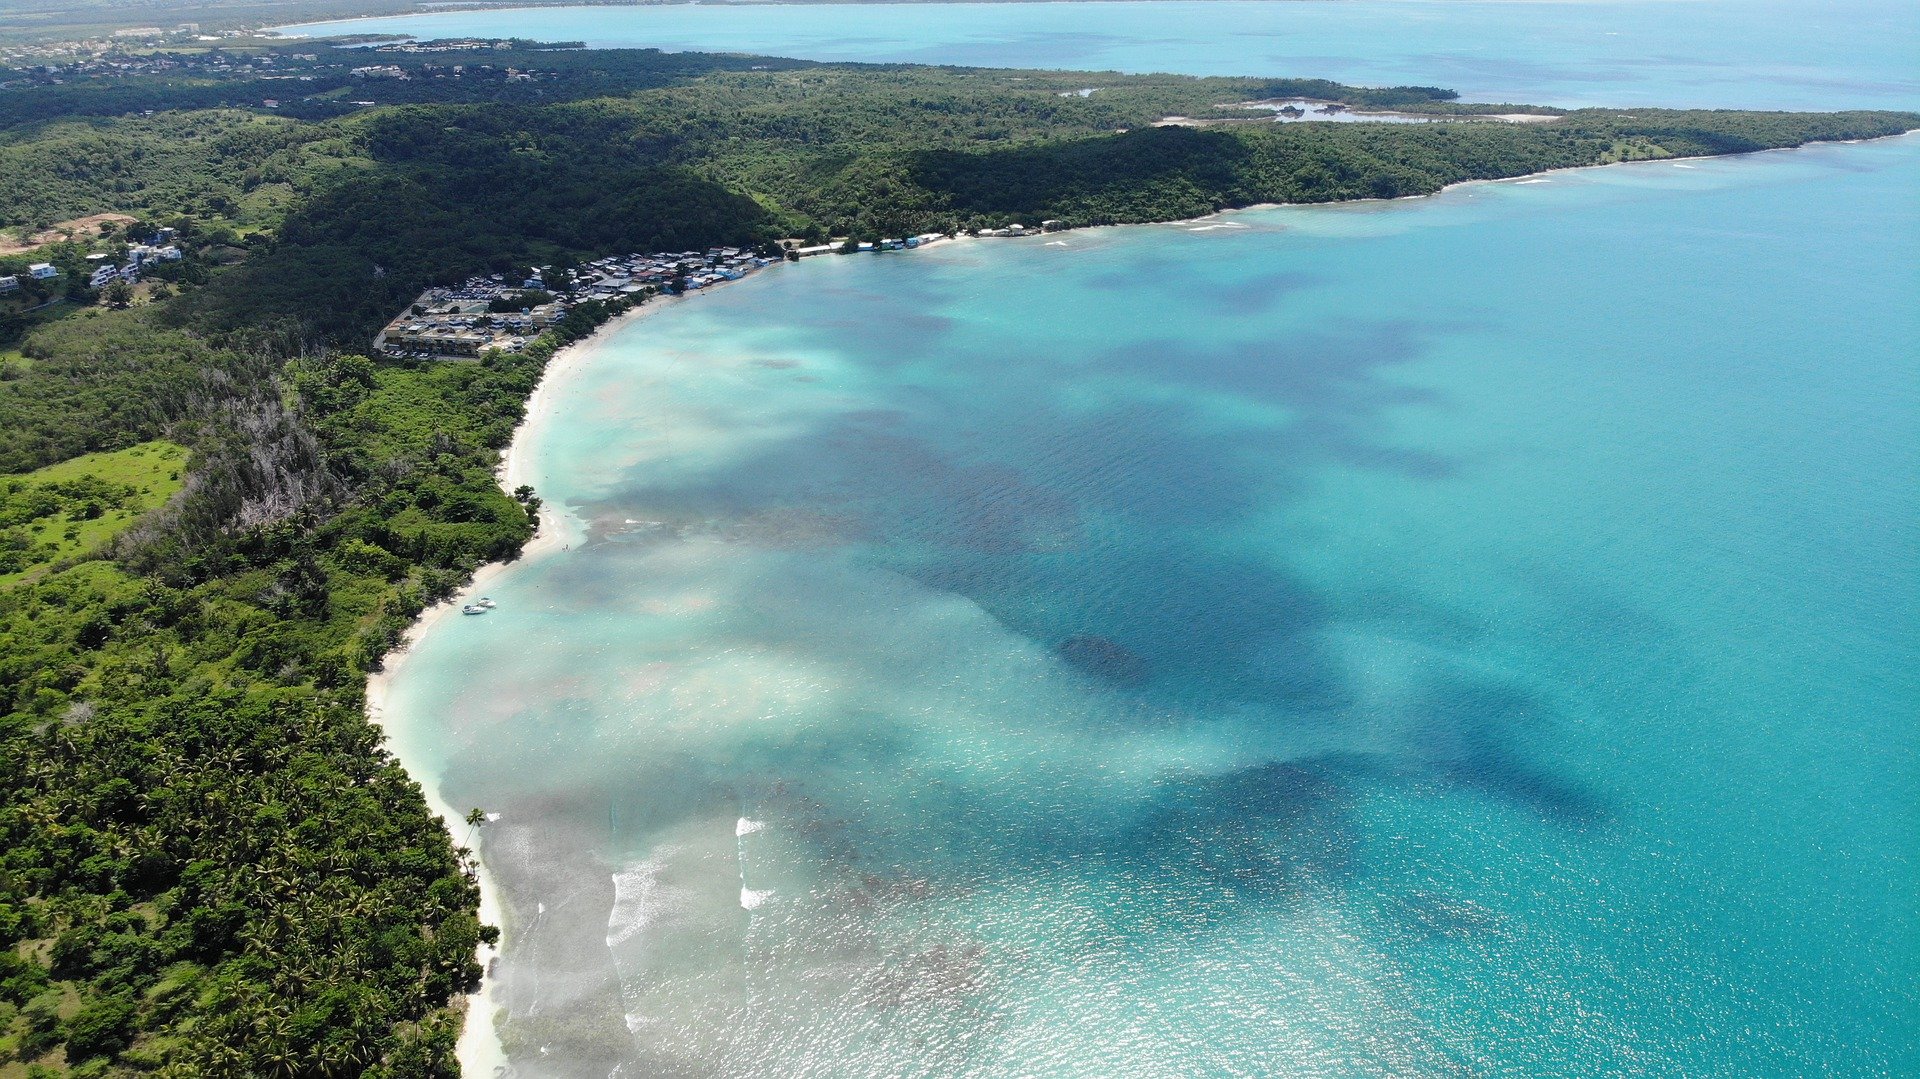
[[266, 1, 1365, 38], [1181, 126, 1920, 223], [361, 128, 1916, 1074]]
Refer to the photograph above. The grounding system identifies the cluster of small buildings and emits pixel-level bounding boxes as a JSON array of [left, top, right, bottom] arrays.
[[571, 246, 776, 301], [378, 285, 564, 358], [374, 246, 782, 358], [0, 263, 60, 295], [86, 233, 183, 289], [979, 221, 1064, 237], [370, 39, 532, 55], [789, 233, 948, 257], [0, 37, 562, 99], [109, 25, 199, 39], [785, 224, 1060, 257], [374, 228, 1076, 360], [0, 43, 329, 89], [347, 60, 551, 84]]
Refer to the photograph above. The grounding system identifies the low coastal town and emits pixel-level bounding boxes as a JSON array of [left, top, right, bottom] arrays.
[[0, 26, 563, 88], [2, 28, 333, 87], [373, 228, 1056, 358], [4, 215, 1061, 356], [375, 245, 783, 358], [0, 221, 186, 315]]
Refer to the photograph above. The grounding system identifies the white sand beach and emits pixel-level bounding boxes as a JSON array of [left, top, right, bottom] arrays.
[[361, 292, 692, 1076]]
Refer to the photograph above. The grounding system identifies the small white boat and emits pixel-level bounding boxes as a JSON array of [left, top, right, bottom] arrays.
[[476, 597, 497, 609], [461, 604, 488, 616]]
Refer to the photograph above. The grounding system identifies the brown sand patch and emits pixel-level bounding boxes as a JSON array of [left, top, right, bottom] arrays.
[[0, 213, 139, 256]]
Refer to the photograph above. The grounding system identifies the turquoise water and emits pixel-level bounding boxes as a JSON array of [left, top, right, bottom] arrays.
[[330, 1, 1920, 1072], [279, 0, 1920, 109], [382, 135, 1920, 1075]]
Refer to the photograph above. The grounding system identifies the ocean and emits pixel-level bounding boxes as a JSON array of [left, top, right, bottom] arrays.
[[279, 0, 1920, 110], [340, 3, 1918, 1075]]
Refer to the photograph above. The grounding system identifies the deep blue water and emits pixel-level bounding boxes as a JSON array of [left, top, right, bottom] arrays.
[[280, 0, 1920, 109]]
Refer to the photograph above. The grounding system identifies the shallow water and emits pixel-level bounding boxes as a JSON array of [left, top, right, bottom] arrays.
[[279, 0, 1920, 110], [382, 133, 1920, 1075], [333, 1, 1920, 1073]]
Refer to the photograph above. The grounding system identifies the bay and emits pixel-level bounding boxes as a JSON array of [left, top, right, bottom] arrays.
[[382, 136, 1920, 1075], [314, 1, 1920, 1074]]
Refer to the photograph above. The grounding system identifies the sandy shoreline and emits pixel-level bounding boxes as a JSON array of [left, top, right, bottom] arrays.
[[1175, 127, 1920, 228], [361, 293, 690, 1077]]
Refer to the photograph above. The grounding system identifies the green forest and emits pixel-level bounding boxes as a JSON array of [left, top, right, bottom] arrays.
[[0, 31, 1914, 1077]]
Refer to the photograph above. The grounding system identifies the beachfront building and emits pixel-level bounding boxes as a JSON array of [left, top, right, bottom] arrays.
[[370, 241, 859, 356], [386, 325, 492, 357]]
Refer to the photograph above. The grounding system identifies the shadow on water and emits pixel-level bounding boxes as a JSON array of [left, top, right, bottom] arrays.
[[1081, 263, 1322, 320], [566, 302, 1608, 818], [1114, 755, 1367, 914], [785, 317, 1470, 704], [479, 284, 1622, 1073]]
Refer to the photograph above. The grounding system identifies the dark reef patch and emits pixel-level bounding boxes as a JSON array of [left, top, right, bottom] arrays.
[[1056, 634, 1151, 685]]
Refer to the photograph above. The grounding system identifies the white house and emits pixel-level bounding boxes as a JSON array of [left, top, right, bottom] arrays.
[[28, 263, 58, 280], [0, 275, 18, 293]]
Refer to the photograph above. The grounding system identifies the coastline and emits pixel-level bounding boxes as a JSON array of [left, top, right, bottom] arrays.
[[1178, 126, 1920, 226], [362, 293, 691, 1077], [353, 128, 1916, 1076]]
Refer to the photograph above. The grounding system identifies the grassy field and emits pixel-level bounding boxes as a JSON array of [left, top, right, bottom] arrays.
[[0, 439, 187, 587], [1, 302, 100, 376]]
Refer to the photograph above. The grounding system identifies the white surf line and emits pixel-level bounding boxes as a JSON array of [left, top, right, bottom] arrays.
[[737, 815, 773, 911]]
